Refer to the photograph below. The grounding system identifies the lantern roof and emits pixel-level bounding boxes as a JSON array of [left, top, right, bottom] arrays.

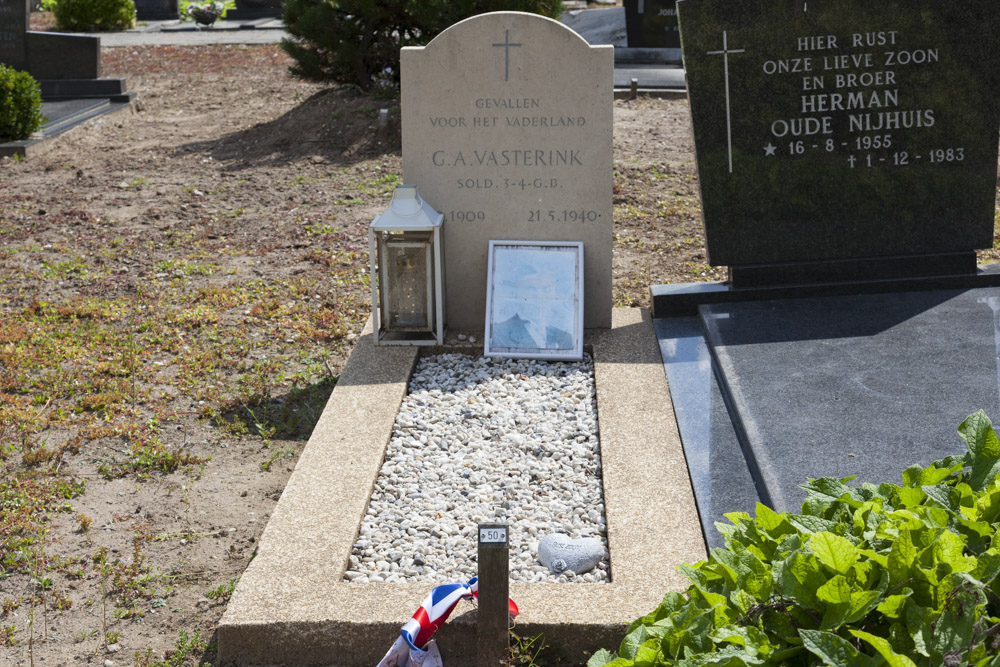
[[370, 185, 443, 231]]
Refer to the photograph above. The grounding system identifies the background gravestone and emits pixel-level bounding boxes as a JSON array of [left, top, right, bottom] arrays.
[[135, 0, 179, 21], [0, 0, 135, 158], [228, 0, 283, 20], [624, 0, 680, 49], [0, 0, 102, 82], [678, 0, 1000, 285], [402, 12, 613, 331], [0, 0, 28, 71]]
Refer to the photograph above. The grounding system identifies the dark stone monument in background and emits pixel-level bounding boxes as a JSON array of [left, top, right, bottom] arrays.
[[0, 0, 29, 70], [0, 0, 129, 93], [135, 0, 179, 21], [228, 0, 283, 21], [0, 0, 135, 156], [624, 0, 680, 49], [27, 31, 101, 80], [652, 0, 1000, 547], [1, 0, 101, 81]]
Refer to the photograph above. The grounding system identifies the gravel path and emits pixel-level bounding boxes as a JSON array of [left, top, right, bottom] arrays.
[[345, 353, 610, 584]]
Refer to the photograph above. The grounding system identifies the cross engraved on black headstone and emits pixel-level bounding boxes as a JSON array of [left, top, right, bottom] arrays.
[[706, 31, 745, 173], [492, 30, 521, 82]]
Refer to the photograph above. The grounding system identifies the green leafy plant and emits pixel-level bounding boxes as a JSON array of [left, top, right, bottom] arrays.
[[280, 0, 563, 90], [51, 0, 136, 32], [95, 547, 110, 646], [0, 65, 44, 142], [72, 628, 96, 643], [592, 410, 1000, 667], [132, 629, 208, 667], [205, 577, 238, 601], [76, 513, 93, 533], [511, 630, 562, 665]]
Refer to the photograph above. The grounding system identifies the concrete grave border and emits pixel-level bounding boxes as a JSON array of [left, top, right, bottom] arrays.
[[218, 308, 705, 665]]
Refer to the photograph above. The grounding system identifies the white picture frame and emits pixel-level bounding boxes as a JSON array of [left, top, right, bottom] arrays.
[[484, 241, 584, 361]]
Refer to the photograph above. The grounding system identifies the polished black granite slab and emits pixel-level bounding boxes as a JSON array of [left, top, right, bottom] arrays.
[[677, 0, 1000, 269], [700, 287, 1000, 512], [42, 98, 107, 126], [655, 317, 763, 547], [650, 262, 1000, 317]]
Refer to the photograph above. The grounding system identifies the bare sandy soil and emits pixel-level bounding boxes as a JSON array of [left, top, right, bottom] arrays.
[[0, 37, 997, 667]]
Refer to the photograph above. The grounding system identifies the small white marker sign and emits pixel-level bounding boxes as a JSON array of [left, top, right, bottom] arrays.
[[479, 526, 508, 543]]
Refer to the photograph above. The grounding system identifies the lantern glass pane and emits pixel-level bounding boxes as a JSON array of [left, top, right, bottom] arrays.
[[381, 237, 432, 331]]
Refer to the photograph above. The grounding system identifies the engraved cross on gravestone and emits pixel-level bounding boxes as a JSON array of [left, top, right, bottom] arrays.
[[491, 30, 521, 82], [0, 0, 29, 71], [705, 31, 745, 173]]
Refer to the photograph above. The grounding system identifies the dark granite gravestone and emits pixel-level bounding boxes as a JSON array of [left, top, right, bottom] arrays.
[[135, 0, 179, 21], [27, 31, 100, 80], [0, 0, 135, 157], [677, 0, 1000, 286], [0, 0, 29, 70], [228, 0, 282, 21], [650, 0, 1000, 545], [624, 0, 680, 49], [0, 0, 104, 84]]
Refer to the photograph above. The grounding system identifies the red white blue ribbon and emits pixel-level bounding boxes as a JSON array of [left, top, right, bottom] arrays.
[[401, 576, 519, 651], [376, 576, 520, 666]]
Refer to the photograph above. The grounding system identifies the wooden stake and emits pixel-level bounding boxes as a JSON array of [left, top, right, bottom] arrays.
[[477, 522, 509, 666]]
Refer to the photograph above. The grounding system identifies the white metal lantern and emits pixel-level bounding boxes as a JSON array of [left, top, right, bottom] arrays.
[[368, 185, 445, 345]]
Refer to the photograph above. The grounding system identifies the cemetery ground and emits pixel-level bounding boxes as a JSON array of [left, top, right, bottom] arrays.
[[1, 42, 999, 666]]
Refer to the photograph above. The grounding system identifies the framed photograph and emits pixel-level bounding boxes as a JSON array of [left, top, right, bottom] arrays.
[[484, 241, 584, 361]]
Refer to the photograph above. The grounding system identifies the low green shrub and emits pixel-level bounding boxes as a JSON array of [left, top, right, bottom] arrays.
[[52, 0, 136, 32], [592, 410, 1000, 667], [0, 65, 44, 142], [280, 0, 563, 91]]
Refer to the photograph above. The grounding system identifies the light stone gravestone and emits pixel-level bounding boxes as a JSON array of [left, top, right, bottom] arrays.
[[401, 12, 613, 331]]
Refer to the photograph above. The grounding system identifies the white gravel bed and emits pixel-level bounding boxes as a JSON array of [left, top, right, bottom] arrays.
[[345, 353, 610, 584]]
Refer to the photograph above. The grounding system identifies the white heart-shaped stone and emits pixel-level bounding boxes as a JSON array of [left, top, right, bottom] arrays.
[[537, 533, 605, 575]]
